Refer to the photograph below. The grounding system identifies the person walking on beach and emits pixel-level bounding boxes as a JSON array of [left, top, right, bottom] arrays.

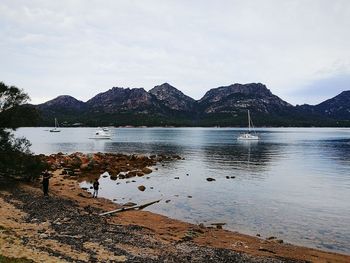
[[42, 170, 51, 197], [92, 178, 99, 198]]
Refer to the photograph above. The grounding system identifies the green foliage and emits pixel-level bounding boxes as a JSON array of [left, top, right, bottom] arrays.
[[0, 82, 44, 180]]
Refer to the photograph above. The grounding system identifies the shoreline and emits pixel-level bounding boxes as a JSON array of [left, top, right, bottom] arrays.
[[1, 168, 349, 262]]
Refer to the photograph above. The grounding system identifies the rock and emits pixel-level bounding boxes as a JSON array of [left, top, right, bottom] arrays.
[[150, 187, 154, 189], [82, 187, 88, 190], [230, 176, 236, 179], [137, 171, 145, 177], [226, 176, 230, 179], [174, 177, 180, 179], [39, 233, 48, 238], [172, 154, 182, 160], [187, 195, 192, 198], [256, 233, 261, 237], [274, 239, 284, 244], [102, 175, 108, 178], [165, 200, 171, 203], [206, 177, 216, 182], [110, 174, 118, 180], [267, 236, 277, 240], [126, 171, 137, 178], [118, 173, 126, 179], [138, 185, 146, 191], [142, 167, 152, 174]]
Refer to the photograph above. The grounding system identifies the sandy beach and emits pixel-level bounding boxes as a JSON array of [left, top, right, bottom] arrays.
[[0, 153, 349, 262]]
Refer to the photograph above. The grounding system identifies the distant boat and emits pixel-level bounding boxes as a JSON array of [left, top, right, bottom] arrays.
[[49, 118, 61, 133], [89, 127, 111, 139], [237, 110, 259, 140]]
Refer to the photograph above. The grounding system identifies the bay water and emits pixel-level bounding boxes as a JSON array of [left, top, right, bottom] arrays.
[[15, 127, 350, 253]]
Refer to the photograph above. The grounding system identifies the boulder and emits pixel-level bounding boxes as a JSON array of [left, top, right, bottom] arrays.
[[138, 185, 146, 191], [142, 167, 152, 174], [206, 178, 216, 182], [136, 171, 145, 177], [125, 171, 137, 178], [110, 174, 118, 180]]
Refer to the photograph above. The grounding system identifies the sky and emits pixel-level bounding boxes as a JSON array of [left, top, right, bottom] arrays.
[[1, 0, 350, 105]]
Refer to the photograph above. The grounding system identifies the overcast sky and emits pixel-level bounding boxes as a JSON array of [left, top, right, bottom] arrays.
[[1, 0, 350, 105]]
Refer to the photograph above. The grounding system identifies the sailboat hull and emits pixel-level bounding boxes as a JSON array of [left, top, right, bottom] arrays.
[[237, 134, 259, 140]]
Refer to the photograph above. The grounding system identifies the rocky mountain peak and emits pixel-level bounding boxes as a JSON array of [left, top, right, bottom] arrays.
[[149, 83, 195, 112], [314, 90, 350, 119], [86, 86, 156, 113], [199, 83, 291, 114], [38, 95, 85, 109], [200, 83, 272, 103]]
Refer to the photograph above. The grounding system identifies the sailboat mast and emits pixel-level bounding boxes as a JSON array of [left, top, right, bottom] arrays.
[[248, 110, 251, 132]]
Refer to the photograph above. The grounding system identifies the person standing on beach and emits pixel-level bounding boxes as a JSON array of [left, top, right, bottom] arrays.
[[42, 170, 51, 197], [92, 178, 99, 198]]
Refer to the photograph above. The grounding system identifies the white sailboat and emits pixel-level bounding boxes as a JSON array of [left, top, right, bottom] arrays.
[[49, 118, 61, 133], [237, 110, 259, 140]]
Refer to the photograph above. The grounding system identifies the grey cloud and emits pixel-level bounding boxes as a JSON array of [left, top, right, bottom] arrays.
[[0, 0, 349, 104]]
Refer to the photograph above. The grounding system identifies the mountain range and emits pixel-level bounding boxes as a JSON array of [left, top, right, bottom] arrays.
[[31, 83, 350, 127]]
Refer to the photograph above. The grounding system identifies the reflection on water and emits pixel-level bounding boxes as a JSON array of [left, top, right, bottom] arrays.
[[15, 127, 350, 253]]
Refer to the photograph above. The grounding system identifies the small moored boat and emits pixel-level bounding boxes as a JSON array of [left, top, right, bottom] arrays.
[[89, 128, 111, 139], [49, 118, 61, 133], [237, 110, 259, 140]]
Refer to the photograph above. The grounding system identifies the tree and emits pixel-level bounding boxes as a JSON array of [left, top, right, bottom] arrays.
[[0, 82, 45, 180]]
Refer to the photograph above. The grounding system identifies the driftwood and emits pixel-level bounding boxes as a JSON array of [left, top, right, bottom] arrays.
[[99, 199, 162, 216]]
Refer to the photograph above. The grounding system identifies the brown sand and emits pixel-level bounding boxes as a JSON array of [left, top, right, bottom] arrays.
[[0, 169, 349, 262]]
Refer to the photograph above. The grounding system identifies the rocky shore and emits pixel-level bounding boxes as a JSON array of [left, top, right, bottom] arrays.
[[41, 152, 182, 178], [0, 153, 349, 262]]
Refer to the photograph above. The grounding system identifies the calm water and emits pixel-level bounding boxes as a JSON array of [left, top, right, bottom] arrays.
[[15, 127, 350, 253]]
